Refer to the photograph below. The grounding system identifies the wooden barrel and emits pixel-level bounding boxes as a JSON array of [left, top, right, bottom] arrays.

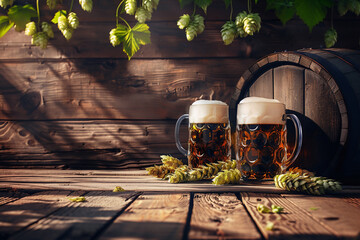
[[230, 48, 360, 183]]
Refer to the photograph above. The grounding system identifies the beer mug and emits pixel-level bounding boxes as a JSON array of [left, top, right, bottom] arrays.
[[175, 100, 231, 168], [236, 97, 303, 180]]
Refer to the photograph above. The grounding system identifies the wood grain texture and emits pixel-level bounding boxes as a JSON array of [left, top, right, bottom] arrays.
[[283, 194, 360, 239], [189, 193, 261, 240], [0, 190, 29, 206], [240, 192, 336, 240], [8, 191, 137, 240], [249, 69, 274, 98], [0, 190, 75, 239], [99, 193, 189, 240]]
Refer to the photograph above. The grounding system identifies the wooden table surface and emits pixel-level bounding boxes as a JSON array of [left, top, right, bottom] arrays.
[[0, 169, 359, 240]]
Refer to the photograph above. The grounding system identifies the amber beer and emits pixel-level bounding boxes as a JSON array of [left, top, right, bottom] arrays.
[[175, 100, 231, 168], [236, 97, 302, 180]]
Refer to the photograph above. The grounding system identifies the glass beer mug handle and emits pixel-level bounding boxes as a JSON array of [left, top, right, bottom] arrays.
[[175, 114, 189, 157], [284, 113, 303, 169]]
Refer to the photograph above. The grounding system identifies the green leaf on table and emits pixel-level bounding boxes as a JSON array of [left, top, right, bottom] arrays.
[[295, 0, 333, 31], [266, 0, 296, 25], [0, 16, 14, 38], [179, 0, 194, 8], [114, 23, 151, 60], [51, 10, 67, 24], [7, 4, 37, 31], [195, 0, 212, 14]]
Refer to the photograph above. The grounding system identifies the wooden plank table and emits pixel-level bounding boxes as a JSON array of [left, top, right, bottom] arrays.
[[0, 169, 359, 240]]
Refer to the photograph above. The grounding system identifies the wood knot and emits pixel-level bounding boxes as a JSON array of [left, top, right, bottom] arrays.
[[20, 91, 41, 113]]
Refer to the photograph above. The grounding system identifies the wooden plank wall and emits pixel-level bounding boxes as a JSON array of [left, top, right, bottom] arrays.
[[0, 0, 359, 169]]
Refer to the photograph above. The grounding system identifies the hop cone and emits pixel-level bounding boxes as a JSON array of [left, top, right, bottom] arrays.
[[79, 0, 93, 12], [0, 0, 14, 8], [188, 160, 237, 181], [125, 0, 137, 15], [243, 13, 261, 35], [347, 0, 360, 15], [177, 14, 190, 29], [41, 22, 54, 38], [193, 14, 205, 34], [32, 32, 48, 49], [235, 11, 248, 37], [62, 28, 73, 40], [185, 22, 198, 41], [47, 0, 57, 10], [25, 22, 37, 36], [135, 7, 152, 23], [143, 0, 159, 12], [109, 28, 121, 47], [58, 15, 68, 31], [324, 28, 337, 48], [68, 12, 79, 29], [274, 171, 342, 195], [146, 165, 175, 178], [212, 169, 241, 185], [221, 21, 237, 45]]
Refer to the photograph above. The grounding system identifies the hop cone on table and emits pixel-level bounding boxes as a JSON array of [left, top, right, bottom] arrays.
[[243, 13, 261, 35], [79, 0, 93, 12], [168, 165, 190, 183], [274, 171, 342, 195], [125, 0, 137, 15], [47, 0, 57, 10], [109, 28, 121, 47], [135, 7, 152, 23], [235, 11, 248, 38], [221, 21, 238, 45], [324, 28, 337, 48], [146, 155, 184, 178], [42, 22, 54, 38], [31, 32, 49, 49], [212, 169, 241, 185], [68, 12, 79, 30], [25, 22, 37, 36], [0, 0, 14, 8], [177, 14, 191, 29]]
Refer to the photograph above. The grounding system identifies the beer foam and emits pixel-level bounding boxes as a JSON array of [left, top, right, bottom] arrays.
[[237, 97, 285, 125], [189, 100, 229, 123]]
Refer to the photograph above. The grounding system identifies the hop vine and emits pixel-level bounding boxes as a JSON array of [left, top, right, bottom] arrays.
[[324, 28, 337, 48]]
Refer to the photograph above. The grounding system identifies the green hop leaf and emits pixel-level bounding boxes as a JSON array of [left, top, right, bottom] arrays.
[[113, 23, 151, 60], [223, 0, 231, 8], [8, 4, 37, 32], [179, 0, 194, 8], [0, 16, 14, 38], [25, 21, 37, 36], [195, 0, 212, 14], [51, 10, 67, 24], [295, 0, 332, 31]]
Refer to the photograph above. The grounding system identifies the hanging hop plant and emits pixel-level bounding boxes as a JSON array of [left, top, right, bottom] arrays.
[[243, 13, 261, 35], [193, 14, 205, 34], [274, 171, 342, 195], [58, 15, 74, 40], [42, 22, 54, 38], [79, 0, 93, 12], [25, 22, 37, 36], [125, 0, 137, 15], [31, 32, 49, 49], [47, 0, 57, 10], [135, 7, 152, 23], [212, 169, 241, 185], [0, 0, 14, 8], [235, 11, 248, 38], [68, 12, 79, 29], [143, 0, 159, 13], [324, 28, 337, 48], [184, 14, 205, 41], [177, 14, 191, 29], [109, 28, 121, 47], [338, 0, 360, 16], [221, 21, 238, 45]]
